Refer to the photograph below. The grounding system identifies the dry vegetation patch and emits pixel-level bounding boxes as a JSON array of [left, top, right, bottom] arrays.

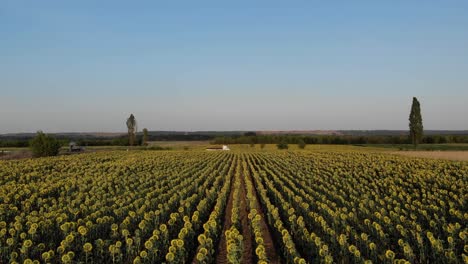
[[393, 151, 468, 161]]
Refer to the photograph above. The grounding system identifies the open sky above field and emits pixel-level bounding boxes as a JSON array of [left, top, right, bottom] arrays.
[[1, 1, 467, 133]]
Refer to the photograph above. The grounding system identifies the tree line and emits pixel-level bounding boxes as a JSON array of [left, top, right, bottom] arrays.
[[212, 134, 468, 145], [5, 97, 466, 157]]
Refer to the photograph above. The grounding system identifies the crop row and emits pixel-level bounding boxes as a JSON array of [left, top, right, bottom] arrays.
[[0, 152, 233, 263], [245, 152, 467, 263]]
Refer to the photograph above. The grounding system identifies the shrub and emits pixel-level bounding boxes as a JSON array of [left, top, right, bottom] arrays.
[[29, 131, 62, 157], [297, 139, 306, 149], [145, 146, 172, 151], [277, 142, 288, 150]]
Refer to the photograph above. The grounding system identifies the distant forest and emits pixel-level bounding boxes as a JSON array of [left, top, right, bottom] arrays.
[[1, 131, 468, 147], [212, 134, 468, 145]]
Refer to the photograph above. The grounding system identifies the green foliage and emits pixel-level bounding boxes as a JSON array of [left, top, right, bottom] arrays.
[[277, 141, 288, 150], [297, 139, 306, 149], [142, 128, 149, 146], [244, 131, 257, 137], [409, 97, 424, 146], [126, 114, 137, 146], [363, 143, 468, 151], [145, 145, 172, 151], [213, 134, 468, 145], [29, 131, 62, 157]]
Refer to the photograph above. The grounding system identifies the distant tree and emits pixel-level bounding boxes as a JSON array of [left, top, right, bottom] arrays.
[[249, 137, 256, 148], [126, 114, 137, 146], [277, 141, 288, 150], [29, 131, 62, 157], [298, 139, 306, 149], [142, 128, 149, 146], [409, 97, 423, 147], [244, 131, 257, 137]]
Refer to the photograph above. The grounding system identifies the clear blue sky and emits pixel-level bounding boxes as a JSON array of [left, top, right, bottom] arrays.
[[1, 1, 467, 133]]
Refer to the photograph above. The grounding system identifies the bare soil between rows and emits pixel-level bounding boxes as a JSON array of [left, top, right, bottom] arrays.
[[215, 172, 254, 264], [215, 164, 281, 264]]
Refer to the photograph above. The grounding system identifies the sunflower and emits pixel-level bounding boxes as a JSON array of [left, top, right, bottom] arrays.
[[360, 233, 368, 241], [23, 239, 33, 248], [324, 255, 333, 264], [460, 231, 466, 240], [199, 247, 208, 255], [78, 226, 88, 236], [385, 250, 395, 259], [61, 254, 71, 263], [354, 250, 361, 258], [169, 245, 176, 254], [41, 252, 50, 261], [27, 227, 37, 235], [166, 252, 175, 262], [144, 240, 153, 250], [109, 245, 118, 254], [403, 245, 412, 255], [255, 246, 264, 256], [83, 242, 93, 253], [176, 239, 184, 248], [255, 237, 264, 244], [65, 233, 75, 243], [132, 256, 142, 264], [10, 251, 18, 260], [196, 252, 206, 261]]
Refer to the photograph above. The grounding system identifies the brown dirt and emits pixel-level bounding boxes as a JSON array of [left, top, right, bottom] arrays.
[[0, 150, 32, 160], [393, 151, 468, 161], [215, 167, 255, 264], [215, 172, 235, 264], [244, 170, 282, 264]]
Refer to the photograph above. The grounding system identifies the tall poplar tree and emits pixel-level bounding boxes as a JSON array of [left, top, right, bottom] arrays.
[[409, 97, 423, 147]]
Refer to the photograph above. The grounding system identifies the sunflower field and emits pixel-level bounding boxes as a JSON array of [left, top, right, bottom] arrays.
[[0, 149, 466, 263]]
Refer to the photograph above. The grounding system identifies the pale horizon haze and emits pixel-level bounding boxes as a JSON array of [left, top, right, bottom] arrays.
[[1, 1, 467, 133]]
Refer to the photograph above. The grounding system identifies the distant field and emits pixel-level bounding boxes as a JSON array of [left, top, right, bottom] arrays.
[[5, 143, 468, 160], [147, 140, 212, 149], [393, 151, 468, 161]]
